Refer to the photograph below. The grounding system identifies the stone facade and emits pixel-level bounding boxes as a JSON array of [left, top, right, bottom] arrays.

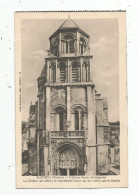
[[109, 121, 120, 166], [26, 17, 111, 176], [22, 121, 28, 166]]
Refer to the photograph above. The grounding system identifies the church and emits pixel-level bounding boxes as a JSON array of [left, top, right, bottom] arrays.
[[26, 17, 111, 176]]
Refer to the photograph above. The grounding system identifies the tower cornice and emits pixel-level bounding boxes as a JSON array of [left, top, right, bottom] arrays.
[[44, 82, 95, 87], [45, 55, 93, 61]]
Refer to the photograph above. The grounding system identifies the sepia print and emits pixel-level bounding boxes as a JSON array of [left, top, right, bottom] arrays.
[[15, 12, 127, 188]]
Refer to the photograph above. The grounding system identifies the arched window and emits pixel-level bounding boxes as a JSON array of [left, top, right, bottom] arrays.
[[59, 62, 67, 83], [79, 37, 86, 54], [72, 61, 80, 82], [53, 41, 59, 56], [59, 111, 64, 130], [75, 111, 79, 130], [62, 34, 75, 54], [72, 106, 85, 130], [55, 106, 66, 131]]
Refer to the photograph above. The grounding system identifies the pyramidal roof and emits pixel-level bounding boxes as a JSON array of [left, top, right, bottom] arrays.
[[59, 16, 80, 29], [49, 16, 89, 39]]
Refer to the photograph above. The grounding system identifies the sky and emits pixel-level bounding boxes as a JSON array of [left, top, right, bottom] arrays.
[[21, 18, 119, 122]]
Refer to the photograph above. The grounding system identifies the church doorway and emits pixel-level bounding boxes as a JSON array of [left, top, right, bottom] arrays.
[[69, 168, 77, 175], [52, 144, 84, 176], [59, 168, 67, 176], [59, 168, 77, 176]]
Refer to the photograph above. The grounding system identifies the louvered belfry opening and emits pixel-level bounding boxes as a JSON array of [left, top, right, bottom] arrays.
[[72, 61, 79, 83], [60, 62, 66, 83]]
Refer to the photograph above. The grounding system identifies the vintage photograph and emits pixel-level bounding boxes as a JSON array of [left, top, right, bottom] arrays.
[[16, 12, 127, 188]]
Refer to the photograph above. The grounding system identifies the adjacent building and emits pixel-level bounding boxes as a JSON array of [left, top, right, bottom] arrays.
[[109, 121, 120, 167]]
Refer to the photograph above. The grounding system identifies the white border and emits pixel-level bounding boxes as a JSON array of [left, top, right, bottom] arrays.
[[0, 0, 139, 194], [16, 11, 127, 189]]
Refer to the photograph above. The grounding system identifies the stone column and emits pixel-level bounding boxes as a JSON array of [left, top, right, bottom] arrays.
[[74, 39, 76, 52], [49, 65, 51, 83], [86, 86, 96, 175], [44, 86, 51, 175], [67, 86, 71, 130], [78, 110, 82, 130], [69, 63, 72, 83], [76, 32, 80, 55], [46, 87, 51, 133], [68, 58, 70, 82], [71, 114, 75, 130], [80, 58, 83, 82], [68, 41, 70, 54], [67, 169, 69, 176], [44, 146, 49, 175], [47, 60, 50, 82], [66, 64, 68, 82], [59, 33, 62, 55], [86, 64, 89, 82], [56, 59, 58, 82], [89, 58, 93, 82], [57, 62, 60, 82], [68, 59, 72, 83], [37, 97, 40, 128]]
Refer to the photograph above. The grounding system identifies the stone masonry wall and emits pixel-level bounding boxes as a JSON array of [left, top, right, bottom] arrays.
[[96, 126, 110, 174], [28, 143, 37, 175], [50, 87, 66, 112], [39, 98, 45, 130], [96, 96, 110, 174], [96, 145, 110, 174], [71, 86, 87, 108]]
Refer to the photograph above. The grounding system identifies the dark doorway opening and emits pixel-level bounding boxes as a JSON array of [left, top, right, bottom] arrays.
[[69, 168, 77, 175], [59, 168, 67, 176]]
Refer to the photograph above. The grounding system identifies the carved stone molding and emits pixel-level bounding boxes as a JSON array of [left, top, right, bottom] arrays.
[[51, 138, 84, 153]]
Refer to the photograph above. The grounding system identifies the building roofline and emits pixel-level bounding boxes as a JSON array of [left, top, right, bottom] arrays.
[[49, 18, 90, 40]]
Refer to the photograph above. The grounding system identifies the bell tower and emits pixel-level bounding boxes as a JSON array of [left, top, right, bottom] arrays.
[[34, 17, 110, 176]]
